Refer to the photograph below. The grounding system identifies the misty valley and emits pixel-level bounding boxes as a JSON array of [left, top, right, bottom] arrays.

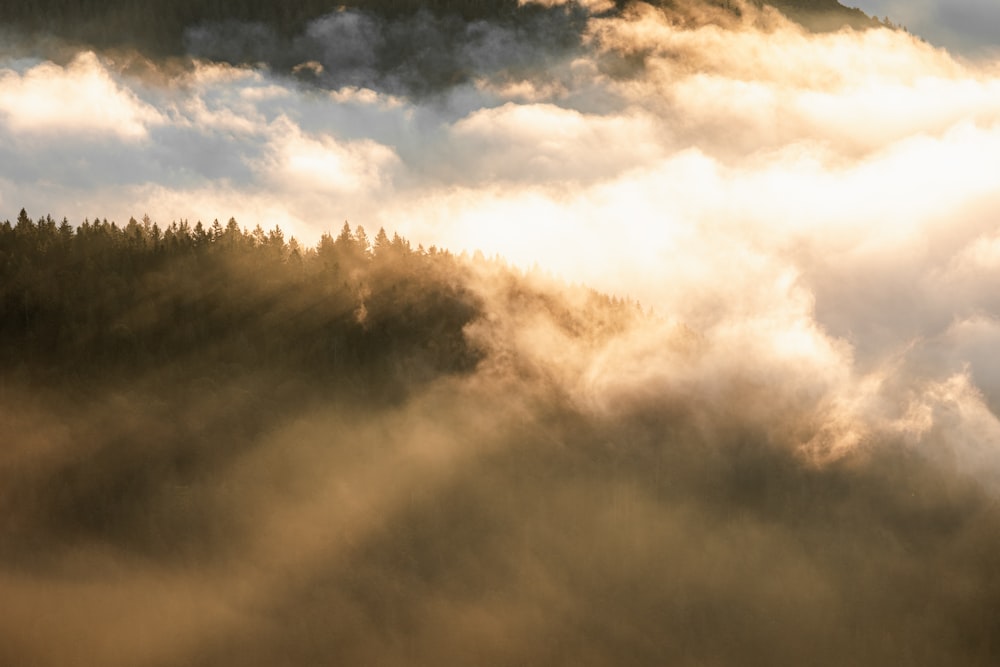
[[3, 0, 1000, 664], [2, 210, 1000, 665]]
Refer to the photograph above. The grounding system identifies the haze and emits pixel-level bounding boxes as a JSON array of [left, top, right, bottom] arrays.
[[3, 0, 1000, 664]]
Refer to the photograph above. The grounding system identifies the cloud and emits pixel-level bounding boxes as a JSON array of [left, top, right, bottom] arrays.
[[258, 117, 399, 195], [0, 52, 162, 139], [447, 102, 665, 183], [4, 17, 999, 373]]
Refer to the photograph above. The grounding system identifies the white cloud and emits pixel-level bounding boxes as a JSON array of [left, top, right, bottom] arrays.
[[0, 52, 162, 139], [448, 103, 665, 183], [258, 117, 399, 195]]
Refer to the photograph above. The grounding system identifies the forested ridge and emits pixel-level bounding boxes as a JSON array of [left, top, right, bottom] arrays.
[[0, 209, 633, 394], [0, 0, 884, 97], [3, 209, 1000, 666], [0, 206, 637, 570]]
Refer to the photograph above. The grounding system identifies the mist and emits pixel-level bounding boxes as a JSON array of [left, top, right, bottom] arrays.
[[4, 0, 1000, 664]]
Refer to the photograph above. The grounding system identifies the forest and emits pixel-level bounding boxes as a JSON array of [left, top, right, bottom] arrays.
[[1, 210, 484, 395], [2, 210, 1000, 666]]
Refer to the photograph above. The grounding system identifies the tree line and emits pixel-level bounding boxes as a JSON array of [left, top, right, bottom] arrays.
[[0, 209, 636, 401], [0, 209, 483, 397]]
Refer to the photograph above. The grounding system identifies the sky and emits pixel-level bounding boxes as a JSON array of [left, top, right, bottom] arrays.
[[853, 0, 1000, 55]]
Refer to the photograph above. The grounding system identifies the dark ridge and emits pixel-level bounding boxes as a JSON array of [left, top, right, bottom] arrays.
[[1, 0, 564, 57], [0, 213, 478, 392], [0, 1, 882, 97], [0, 209, 635, 397]]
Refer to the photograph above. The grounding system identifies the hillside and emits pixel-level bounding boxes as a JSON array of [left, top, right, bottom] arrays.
[[3, 211, 1000, 666]]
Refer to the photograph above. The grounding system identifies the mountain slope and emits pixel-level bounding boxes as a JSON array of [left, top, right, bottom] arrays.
[[2, 212, 1000, 666]]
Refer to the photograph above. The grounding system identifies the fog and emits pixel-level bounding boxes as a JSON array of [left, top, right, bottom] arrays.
[[4, 0, 1000, 664]]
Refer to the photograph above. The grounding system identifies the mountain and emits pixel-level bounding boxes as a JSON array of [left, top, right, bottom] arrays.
[[0, 0, 879, 60]]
